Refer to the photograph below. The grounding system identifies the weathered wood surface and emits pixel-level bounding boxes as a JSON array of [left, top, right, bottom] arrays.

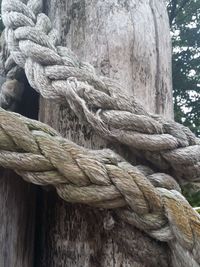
[[0, 171, 36, 267], [0, 76, 38, 267], [37, 0, 173, 266], [44, 0, 173, 118]]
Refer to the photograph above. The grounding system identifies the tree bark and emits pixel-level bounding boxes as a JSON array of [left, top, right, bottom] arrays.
[[36, 0, 173, 266]]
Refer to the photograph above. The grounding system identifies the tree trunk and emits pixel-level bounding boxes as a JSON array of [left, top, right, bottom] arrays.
[[36, 0, 173, 266]]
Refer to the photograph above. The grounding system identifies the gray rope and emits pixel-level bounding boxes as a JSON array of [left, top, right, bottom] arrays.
[[0, 31, 24, 110]]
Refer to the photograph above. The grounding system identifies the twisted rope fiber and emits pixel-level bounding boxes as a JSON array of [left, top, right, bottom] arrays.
[[1, 0, 200, 184], [0, 29, 23, 79], [1, 0, 200, 265], [0, 107, 200, 266]]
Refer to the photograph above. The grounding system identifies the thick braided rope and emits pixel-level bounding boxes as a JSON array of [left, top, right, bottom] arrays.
[[1, 0, 200, 183], [1, 0, 200, 265], [0, 107, 200, 266]]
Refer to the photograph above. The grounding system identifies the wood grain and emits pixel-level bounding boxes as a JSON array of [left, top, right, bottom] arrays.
[[37, 0, 173, 266], [0, 171, 36, 267]]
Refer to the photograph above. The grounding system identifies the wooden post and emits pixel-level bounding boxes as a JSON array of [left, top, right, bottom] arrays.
[[0, 77, 38, 267], [36, 0, 174, 266], [0, 171, 36, 267]]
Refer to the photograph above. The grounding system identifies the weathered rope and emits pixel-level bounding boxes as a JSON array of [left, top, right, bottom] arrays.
[[0, 32, 25, 110], [0, 107, 200, 266], [1, 0, 200, 184], [0, 30, 22, 79], [1, 0, 200, 266]]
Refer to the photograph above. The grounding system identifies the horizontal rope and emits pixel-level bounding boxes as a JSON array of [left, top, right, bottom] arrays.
[[0, 107, 200, 266]]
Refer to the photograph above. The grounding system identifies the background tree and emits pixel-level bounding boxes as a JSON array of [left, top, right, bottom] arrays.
[[167, 0, 200, 207], [167, 0, 200, 136], [0, 1, 3, 33]]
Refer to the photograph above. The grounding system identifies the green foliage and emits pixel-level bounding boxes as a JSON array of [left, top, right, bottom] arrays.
[[167, 0, 200, 136], [168, 0, 200, 207], [182, 183, 200, 206], [0, 1, 3, 33]]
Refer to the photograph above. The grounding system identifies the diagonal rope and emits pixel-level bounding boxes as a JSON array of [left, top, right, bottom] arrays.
[[0, 107, 200, 266]]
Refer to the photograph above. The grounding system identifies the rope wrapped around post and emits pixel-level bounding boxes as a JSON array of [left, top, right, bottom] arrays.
[[0, 0, 200, 266], [0, 107, 200, 266], [1, 0, 200, 183]]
